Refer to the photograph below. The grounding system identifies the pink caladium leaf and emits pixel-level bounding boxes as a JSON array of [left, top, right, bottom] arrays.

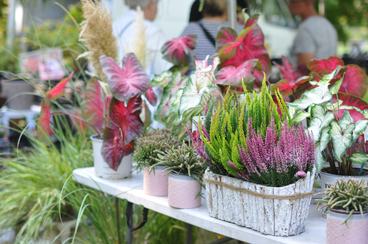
[[340, 65, 368, 98], [277, 56, 300, 84], [215, 59, 260, 87], [83, 80, 105, 134], [102, 96, 144, 170], [100, 54, 149, 102], [334, 93, 368, 122], [161, 35, 196, 66], [46, 73, 73, 100], [216, 27, 237, 50], [144, 87, 157, 106], [217, 16, 270, 73]]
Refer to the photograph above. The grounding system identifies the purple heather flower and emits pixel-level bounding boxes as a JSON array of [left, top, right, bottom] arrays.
[[295, 171, 307, 178]]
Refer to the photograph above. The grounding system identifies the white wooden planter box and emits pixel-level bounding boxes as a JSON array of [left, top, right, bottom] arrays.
[[204, 168, 316, 237]]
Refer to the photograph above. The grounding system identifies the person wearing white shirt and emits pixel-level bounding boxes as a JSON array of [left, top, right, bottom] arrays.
[[113, 0, 169, 76]]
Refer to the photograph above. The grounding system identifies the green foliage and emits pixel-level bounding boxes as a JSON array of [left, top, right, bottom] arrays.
[[289, 70, 368, 174], [200, 78, 289, 177], [156, 143, 205, 182], [320, 180, 368, 221], [133, 129, 179, 170]]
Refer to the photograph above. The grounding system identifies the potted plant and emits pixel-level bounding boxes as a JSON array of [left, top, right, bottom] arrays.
[[320, 180, 368, 244], [155, 143, 205, 209], [133, 129, 179, 196], [196, 79, 316, 236], [289, 69, 368, 189]]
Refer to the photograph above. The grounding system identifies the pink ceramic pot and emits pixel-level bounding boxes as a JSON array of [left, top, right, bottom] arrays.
[[168, 174, 201, 209], [143, 166, 168, 196], [327, 210, 368, 244]]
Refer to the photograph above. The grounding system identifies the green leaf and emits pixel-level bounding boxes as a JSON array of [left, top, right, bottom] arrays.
[[289, 81, 332, 110], [308, 105, 334, 141], [350, 153, 368, 165], [352, 120, 368, 142], [330, 121, 354, 162]]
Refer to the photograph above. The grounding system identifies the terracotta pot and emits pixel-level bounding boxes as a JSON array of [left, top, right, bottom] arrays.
[[1, 80, 34, 110], [143, 166, 168, 196], [327, 210, 368, 244], [168, 174, 201, 209], [320, 168, 368, 190], [91, 135, 132, 179]]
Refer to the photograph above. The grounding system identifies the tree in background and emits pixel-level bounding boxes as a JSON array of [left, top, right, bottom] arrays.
[[325, 0, 368, 43]]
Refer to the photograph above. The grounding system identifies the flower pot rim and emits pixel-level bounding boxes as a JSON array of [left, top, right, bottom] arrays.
[[205, 168, 315, 190], [144, 165, 166, 171], [169, 173, 197, 181], [328, 209, 368, 215], [320, 167, 368, 178]]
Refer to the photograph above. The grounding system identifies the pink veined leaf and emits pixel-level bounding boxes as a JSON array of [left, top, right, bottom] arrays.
[[102, 96, 144, 170], [144, 87, 157, 106], [100, 53, 149, 102], [37, 102, 53, 136], [46, 72, 74, 100], [340, 65, 368, 98], [83, 80, 104, 134], [216, 27, 237, 50], [217, 16, 270, 73], [161, 35, 196, 66], [69, 109, 88, 134], [215, 59, 260, 87], [334, 93, 368, 122]]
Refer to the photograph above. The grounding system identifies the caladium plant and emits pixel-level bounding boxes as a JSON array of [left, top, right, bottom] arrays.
[[161, 35, 196, 67], [289, 69, 368, 175], [99, 53, 152, 170]]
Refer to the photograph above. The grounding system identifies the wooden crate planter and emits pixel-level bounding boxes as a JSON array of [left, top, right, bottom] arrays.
[[204, 168, 316, 236]]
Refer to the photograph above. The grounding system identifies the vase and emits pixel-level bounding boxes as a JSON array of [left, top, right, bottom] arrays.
[[168, 174, 201, 209], [326, 210, 368, 244], [143, 166, 168, 196], [1, 79, 34, 110], [204, 168, 316, 236], [319, 168, 368, 190], [91, 135, 132, 179]]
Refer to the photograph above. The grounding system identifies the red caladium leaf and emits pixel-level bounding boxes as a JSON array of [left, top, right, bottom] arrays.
[[217, 16, 270, 73], [216, 27, 237, 51], [334, 93, 368, 122], [102, 96, 144, 170], [215, 59, 260, 87], [46, 72, 73, 100], [277, 56, 300, 84], [144, 87, 157, 106], [308, 57, 344, 79], [83, 80, 104, 134], [161, 35, 196, 66], [37, 102, 52, 136], [100, 54, 149, 102], [340, 65, 368, 98]]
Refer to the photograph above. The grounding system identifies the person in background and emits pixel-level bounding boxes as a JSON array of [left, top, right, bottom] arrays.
[[288, 0, 337, 71], [113, 0, 169, 76], [182, 0, 229, 61]]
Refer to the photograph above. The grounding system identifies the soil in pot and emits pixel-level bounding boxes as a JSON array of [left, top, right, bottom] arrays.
[[168, 174, 201, 209]]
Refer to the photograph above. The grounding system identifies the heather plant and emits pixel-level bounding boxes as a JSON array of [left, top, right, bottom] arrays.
[[198, 77, 289, 176], [239, 121, 315, 187], [133, 129, 179, 170]]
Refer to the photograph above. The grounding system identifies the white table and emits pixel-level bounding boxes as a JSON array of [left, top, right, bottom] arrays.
[[73, 167, 326, 244]]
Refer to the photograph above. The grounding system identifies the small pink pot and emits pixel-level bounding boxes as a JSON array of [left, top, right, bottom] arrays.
[[327, 210, 368, 244], [168, 174, 201, 209], [143, 166, 168, 197]]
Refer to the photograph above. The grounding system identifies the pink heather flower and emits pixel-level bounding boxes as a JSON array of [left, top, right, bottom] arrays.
[[295, 171, 307, 178]]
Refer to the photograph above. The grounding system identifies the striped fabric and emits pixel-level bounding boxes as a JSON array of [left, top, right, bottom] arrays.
[[181, 20, 232, 61]]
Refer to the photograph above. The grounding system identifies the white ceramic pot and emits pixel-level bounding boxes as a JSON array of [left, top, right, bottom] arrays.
[[327, 210, 368, 244], [168, 174, 201, 209], [91, 136, 132, 179], [143, 166, 168, 196], [320, 169, 368, 190]]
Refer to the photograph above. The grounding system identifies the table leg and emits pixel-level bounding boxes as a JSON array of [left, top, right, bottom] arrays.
[[186, 223, 193, 244], [126, 202, 134, 244]]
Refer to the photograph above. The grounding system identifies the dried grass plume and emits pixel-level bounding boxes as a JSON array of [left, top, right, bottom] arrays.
[[80, 0, 118, 80]]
